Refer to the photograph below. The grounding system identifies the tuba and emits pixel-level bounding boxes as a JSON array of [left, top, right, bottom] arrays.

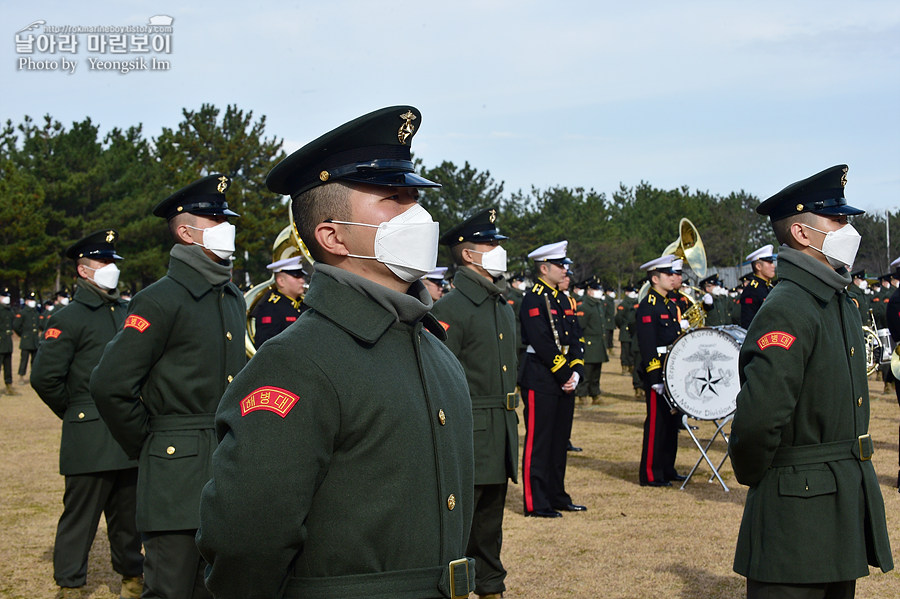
[[244, 223, 314, 357], [638, 218, 708, 329]]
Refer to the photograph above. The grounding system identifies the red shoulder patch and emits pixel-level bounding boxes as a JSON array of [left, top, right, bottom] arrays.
[[757, 331, 796, 351], [15, 313, 21, 318], [123, 314, 151, 333], [507, 299, 515, 305], [240, 386, 300, 418], [528, 307, 540, 317], [438, 320, 450, 331], [44, 327, 62, 340]]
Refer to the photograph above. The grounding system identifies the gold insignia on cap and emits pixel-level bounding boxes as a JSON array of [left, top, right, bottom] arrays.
[[177, 206, 183, 212], [489, 209, 496, 223], [319, 170, 330, 182], [796, 204, 804, 212], [217, 176, 229, 193], [105, 230, 115, 243], [458, 236, 464, 242], [841, 167, 848, 187], [398, 110, 417, 145]]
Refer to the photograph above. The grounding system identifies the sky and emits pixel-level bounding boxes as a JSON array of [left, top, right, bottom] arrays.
[[3, 1, 899, 214]]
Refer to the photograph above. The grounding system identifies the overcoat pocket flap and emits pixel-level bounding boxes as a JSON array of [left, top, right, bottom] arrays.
[[66, 404, 100, 423], [778, 467, 836, 498], [148, 433, 200, 460]]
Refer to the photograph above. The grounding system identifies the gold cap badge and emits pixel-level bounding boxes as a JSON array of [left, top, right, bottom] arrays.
[[217, 176, 230, 194], [796, 204, 804, 212], [489, 209, 496, 223], [841, 167, 848, 187], [319, 170, 330, 182], [105, 230, 115, 243], [398, 110, 417, 145]]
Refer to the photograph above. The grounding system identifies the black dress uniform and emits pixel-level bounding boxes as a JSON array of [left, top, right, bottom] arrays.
[[739, 274, 773, 329], [31, 231, 143, 594], [91, 176, 245, 599], [250, 287, 302, 347], [519, 243, 585, 516], [886, 281, 900, 486], [197, 105, 476, 599], [731, 166, 892, 597], [13, 292, 41, 378], [635, 281, 682, 486]]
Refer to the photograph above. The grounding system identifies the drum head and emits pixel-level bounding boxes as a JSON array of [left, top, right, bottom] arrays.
[[663, 327, 742, 420]]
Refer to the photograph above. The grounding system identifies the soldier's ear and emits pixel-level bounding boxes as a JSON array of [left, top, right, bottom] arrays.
[[789, 222, 812, 249], [314, 221, 349, 258]]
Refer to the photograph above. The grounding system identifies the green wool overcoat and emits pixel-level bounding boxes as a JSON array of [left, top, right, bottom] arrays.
[[576, 294, 610, 364], [90, 251, 246, 532], [729, 247, 893, 584], [432, 266, 519, 485], [0, 304, 13, 354], [13, 305, 41, 351], [31, 282, 135, 475], [196, 269, 475, 599]]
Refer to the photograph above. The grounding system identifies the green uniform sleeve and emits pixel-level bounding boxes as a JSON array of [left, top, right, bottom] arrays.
[[729, 304, 812, 486], [30, 312, 76, 418], [90, 292, 169, 458], [197, 336, 339, 599]]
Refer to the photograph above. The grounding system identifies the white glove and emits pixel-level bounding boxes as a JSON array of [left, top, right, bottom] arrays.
[[703, 293, 713, 305], [651, 383, 665, 395], [679, 319, 690, 330]]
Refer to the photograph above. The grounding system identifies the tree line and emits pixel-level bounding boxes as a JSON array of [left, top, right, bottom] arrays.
[[2, 104, 898, 299]]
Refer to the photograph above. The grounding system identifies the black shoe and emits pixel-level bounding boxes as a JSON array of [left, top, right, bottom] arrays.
[[667, 473, 688, 482], [567, 441, 583, 452], [640, 480, 672, 487], [525, 509, 562, 518], [553, 503, 587, 512]]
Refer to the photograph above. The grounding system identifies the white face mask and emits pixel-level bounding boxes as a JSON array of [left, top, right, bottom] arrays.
[[574, 289, 585, 297], [59, 297, 70, 305], [46, 305, 54, 312], [802, 223, 861, 270], [588, 289, 603, 298], [468, 245, 508, 278], [187, 222, 236, 261], [84, 263, 121, 290], [626, 291, 638, 299], [607, 291, 616, 299], [858, 280, 868, 290], [512, 281, 526, 291], [331, 203, 439, 283], [0, 296, 9, 305], [26, 300, 36, 308]]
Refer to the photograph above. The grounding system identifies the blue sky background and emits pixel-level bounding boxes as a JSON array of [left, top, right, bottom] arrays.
[[3, 1, 899, 212]]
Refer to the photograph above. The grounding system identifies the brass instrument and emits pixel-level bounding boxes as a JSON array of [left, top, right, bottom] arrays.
[[638, 218, 708, 329], [862, 310, 881, 376], [244, 224, 314, 357]]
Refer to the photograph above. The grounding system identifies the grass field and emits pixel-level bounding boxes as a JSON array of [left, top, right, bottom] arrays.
[[2, 343, 899, 598]]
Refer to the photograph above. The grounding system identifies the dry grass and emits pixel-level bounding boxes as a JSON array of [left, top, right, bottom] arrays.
[[2, 343, 899, 598]]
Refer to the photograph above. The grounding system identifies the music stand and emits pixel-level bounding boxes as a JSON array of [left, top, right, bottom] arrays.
[[679, 414, 732, 492]]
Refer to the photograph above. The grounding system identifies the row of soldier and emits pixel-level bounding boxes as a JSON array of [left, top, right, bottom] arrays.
[[14, 104, 896, 599]]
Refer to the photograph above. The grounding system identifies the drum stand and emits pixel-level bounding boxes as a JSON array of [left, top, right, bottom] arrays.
[[679, 414, 732, 492]]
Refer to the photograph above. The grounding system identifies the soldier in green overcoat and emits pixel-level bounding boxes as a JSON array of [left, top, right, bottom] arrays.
[[729, 165, 893, 598], [0, 288, 15, 395], [13, 290, 41, 382], [575, 278, 609, 405], [196, 106, 476, 599], [846, 269, 869, 323], [698, 274, 732, 327], [91, 176, 246, 599], [432, 207, 518, 599], [31, 230, 143, 598]]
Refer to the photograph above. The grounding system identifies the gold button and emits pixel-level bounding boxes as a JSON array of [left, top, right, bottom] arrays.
[[499, 333, 503, 340], [226, 331, 232, 340], [227, 375, 234, 383], [447, 494, 456, 510], [850, 347, 855, 356], [78, 412, 85, 419], [166, 446, 175, 455], [110, 306, 115, 312], [438, 409, 446, 425], [857, 397, 862, 407], [502, 365, 507, 372]]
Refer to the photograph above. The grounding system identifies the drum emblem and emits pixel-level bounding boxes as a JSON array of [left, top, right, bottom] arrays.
[[682, 348, 735, 401]]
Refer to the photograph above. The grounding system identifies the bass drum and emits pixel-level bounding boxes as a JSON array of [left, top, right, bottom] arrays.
[[662, 325, 746, 420]]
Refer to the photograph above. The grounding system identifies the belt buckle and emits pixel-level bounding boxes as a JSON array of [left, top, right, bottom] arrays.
[[505, 392, 518, 411], [448, 558, 470, 599], [858, 434, 874, 461]]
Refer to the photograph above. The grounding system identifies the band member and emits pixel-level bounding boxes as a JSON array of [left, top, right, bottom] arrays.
[[730, 164, 893, 598], [886, 257, 900, 489], [740, 245, 776, 328], [196, 106, 476, 599], [422, 266, 448, 302], [518, 241, 586, 517], [432, 207, 518, 599], [635, 255, 684, 487], [251, 256, 307, 348]]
